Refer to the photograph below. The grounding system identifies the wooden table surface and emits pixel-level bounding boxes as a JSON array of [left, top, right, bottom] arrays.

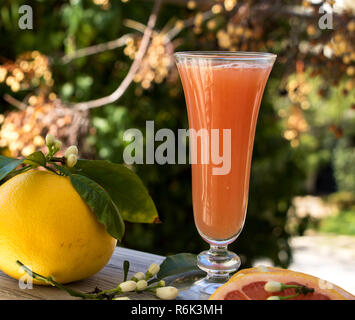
[[0, 247, 165, 300]]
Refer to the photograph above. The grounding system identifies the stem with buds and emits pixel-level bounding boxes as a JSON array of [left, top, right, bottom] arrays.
[[265, 281, 315, 300], [16, 260, 177, 300], [17, 261, 97, 299]]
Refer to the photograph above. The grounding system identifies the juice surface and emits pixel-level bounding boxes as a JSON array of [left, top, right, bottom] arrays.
[[177, 61, 272, 241]]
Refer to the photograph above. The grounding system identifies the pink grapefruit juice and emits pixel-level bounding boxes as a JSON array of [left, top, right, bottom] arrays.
[[177, 60, 273, 241]]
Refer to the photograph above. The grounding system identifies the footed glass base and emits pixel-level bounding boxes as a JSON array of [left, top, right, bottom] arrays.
[[197, 245, 241, 282], [177, 277, 226, 300], [172, 246, 241, 300]]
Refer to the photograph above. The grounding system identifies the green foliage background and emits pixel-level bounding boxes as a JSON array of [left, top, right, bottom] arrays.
[[1, 0, 354, 268]]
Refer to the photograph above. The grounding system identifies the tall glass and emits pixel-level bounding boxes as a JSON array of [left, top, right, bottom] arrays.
[[175, 52, 276, 298]]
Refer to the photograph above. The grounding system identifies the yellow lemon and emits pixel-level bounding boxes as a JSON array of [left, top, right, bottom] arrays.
[[0, 169, 117, 284]]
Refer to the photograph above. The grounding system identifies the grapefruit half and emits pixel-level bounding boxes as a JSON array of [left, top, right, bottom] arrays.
[[210, 267, 355, 300]]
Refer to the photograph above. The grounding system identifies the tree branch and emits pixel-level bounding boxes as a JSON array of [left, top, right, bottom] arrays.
[[165, 9, 214, 41], [3, 94, 27, 110], [61, 34, 132, 64], [143, 0, 212, 7], [124, 19, 148, 33], [72, 0, 163, 111], [60, 17, 154, 65], [253, 3, 345, 21]]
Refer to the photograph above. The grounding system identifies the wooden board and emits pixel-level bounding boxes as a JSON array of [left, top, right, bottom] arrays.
[[0, 247, 165, 300]]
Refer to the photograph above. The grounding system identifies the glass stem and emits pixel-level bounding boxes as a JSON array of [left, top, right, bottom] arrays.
[[197, 244, 241, 283], [206, 245, 230, 282]]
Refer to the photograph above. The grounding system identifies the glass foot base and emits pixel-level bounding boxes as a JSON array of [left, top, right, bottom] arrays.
[[198, 246, 241, 281], [170, 246, 241, 300], [177, 277, 226, 300]]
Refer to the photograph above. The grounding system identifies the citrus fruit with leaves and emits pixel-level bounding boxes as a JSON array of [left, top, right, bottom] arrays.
[[0, 169, 117, 284], [210, 268, 355, 300], [0, 135, 158, 284]]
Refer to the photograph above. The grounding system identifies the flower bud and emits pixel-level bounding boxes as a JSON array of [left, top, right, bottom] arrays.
[[256, 265, 269, 272], [267, 295, 281, 300], [113, 296, 131, 300], [119, 280, 137, 292], [158, 280, 165, 287], [132, 272, 145, 281], [66, 154, 78, 168], [136, 280, 148, 291], [264, 281, 283, 293], [64, 145, 78, 158], [45, 134, 55, 146], [54, 139, 62, 150], [156, 286, 179, 300], [148, 263, 160, 276]]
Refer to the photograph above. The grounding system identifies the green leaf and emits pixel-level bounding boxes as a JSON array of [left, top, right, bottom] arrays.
[[51, 163, 72, 176], [0, 156, 24, 181], [75, 160, 159, 224], [157, 253, 205, 280], [24, 151, 46, 167], [123, 260, 130, 281], [70, 174, 125, 241]]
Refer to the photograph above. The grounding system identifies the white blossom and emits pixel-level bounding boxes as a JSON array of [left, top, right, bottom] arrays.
[[136, 280, 148, 291], [156, 286, 179, 300], [54, 139, 62, 150], [45, 134, 55, 146], [264, 281, 283, 293], [119, 280, 137, 292], [66, 154, 78, 168], [64, 145, 79, 158], [132, 272, 145, 281], [256, 265, 269, 272], [148, 263, 160, 276]]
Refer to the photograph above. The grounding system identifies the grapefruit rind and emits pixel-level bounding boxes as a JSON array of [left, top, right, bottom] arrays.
[[209, 270, 355, 300], [231, 266, 283, 279]]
